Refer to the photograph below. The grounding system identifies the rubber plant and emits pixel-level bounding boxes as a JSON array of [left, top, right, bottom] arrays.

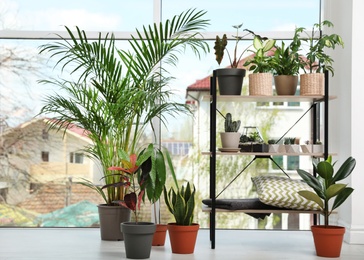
[[38, 8, 210, 206], [296, 155, 356, 226]]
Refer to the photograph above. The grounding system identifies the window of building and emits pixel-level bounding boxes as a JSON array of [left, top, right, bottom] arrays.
[[42, 129, 48, 140], [41, 151, 49, 162], [69, 152, 84, 164]]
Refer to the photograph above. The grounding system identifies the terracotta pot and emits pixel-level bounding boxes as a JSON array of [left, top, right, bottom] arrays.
[[97, 204, 131, 241], [167, 223, 199, 254], [311, 225, 345, 257], [152, 224, 167, 246]]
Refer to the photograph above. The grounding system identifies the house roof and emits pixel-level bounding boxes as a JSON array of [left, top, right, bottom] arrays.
[[19, 182, 104, 214], [0, 117, 91, 143]]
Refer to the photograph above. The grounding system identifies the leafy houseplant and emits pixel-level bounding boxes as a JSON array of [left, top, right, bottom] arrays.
[[213, 24, 251, 95], [38, 8, 210, 241], [164, 182, 199, 254], [298, 20, 344, 95], [270, 28, 304, 95], [296, 155, 356, 257], [106, 145, 158, 259], [220, 113, 241, 149], [244, 35, 276, 96]]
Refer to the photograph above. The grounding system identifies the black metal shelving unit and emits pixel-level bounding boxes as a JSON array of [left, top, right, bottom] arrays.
[[208, 70, 330, 249]]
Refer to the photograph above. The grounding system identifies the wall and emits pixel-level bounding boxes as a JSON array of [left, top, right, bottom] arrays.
[[325, 0, 364, 244]]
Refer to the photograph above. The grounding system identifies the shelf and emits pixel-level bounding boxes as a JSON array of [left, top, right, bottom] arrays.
[[201, 151, 326, 157], [202, 95, 336, 103]]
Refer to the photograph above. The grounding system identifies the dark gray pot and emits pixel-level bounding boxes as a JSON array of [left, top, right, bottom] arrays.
[[121, 222, 156, 259], [216, 68, 246, 95], [98, 204, 131, 241]]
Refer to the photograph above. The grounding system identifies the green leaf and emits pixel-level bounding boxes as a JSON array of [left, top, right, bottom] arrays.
[[332, 157, 356, 183], [332, 187, 354, 210], [325, 183, 347, 200], [298, 190, 323, 209]]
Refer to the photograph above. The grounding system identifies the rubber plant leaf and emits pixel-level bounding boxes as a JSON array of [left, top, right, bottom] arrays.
[[298, 190, 324, 209]]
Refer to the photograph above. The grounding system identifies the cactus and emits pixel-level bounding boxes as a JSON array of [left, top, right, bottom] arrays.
[[224, 113, 241, 132]]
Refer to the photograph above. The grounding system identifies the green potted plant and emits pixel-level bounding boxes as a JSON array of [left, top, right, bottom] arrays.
[[270, 27, 304, 95], [214, 23, 251, 95], [164, 181, 198, 254], [296, 155, 356, 257], [239, 131, 268, 152], [38, 8, 210, 241], [298, 20, 344, 95], [106, 144, 157, 259], [244, 34, 276, 96], [220, 112, 241, 150]]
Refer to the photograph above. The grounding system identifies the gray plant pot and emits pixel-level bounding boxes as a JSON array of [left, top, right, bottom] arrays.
[[216, 68, 246, 95], [121, 222, 156, 259], [98, 204, 131, 241]]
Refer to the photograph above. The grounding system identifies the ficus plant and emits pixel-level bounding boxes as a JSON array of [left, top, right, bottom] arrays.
[[297, 155, 356, 226]]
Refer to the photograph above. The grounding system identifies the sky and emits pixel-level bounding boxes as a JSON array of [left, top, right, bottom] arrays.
[[0, 0, 321, 127]]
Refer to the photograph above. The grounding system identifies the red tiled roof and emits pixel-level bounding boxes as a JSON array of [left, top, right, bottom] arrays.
[[19, 183, 104, 214]]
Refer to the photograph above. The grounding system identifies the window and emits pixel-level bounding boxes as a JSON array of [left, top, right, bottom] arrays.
[[69, 152, 84, 164], [0, 0, 322, 228], [42, 129, 48, 140], [41, 151, 49, 162]]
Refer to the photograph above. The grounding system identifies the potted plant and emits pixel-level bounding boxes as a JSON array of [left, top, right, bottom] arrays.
[[164, 181, 198, 254], [299, 20, 344, 95], [38, 9, 210, 240], [239, 131, 268, 152], [220, 113, 241, 150], [214, 23, 251, 95], [296, 155, 356, 257], [106, 144, 157, 259], [244, 34, 276, 96], [270, 27, 304, 95]]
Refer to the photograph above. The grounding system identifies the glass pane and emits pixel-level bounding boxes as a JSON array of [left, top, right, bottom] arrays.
[[162, 0, 320, 31], [1, 0, 153, 31]]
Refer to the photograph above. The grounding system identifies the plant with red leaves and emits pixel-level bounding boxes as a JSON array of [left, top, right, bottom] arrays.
[[104, 145, 154, 223]]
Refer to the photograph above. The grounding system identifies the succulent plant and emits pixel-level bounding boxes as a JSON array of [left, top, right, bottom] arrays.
[[224, 113, 241, 132]]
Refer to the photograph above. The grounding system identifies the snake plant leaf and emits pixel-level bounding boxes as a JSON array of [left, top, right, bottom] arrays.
[[298, 190, 324, 210]]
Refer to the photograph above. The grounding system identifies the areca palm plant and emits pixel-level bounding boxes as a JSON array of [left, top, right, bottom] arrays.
[[38, 8, 210, 206]]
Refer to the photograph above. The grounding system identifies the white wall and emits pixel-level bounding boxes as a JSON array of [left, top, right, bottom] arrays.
[[325, 0, 364, 244]]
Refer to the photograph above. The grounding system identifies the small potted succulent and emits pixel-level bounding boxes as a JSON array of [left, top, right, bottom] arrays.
[[243, 34, 276, 96], [298, 20, 344, 95], [214, 23, 252, 95], [296, 155, 356, 257], [220, 113, 241, 150], [239, 131, 268, 152]]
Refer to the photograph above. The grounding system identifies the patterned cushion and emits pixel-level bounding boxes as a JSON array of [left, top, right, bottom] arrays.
[[251, 176, 321, 210]]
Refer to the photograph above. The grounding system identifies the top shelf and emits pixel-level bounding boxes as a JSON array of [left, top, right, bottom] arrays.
[[202, 95, 337, 103]]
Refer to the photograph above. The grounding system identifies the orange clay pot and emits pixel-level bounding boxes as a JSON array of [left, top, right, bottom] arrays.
[[167, 223, 199, 254], [311, 225, 345, 257]]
